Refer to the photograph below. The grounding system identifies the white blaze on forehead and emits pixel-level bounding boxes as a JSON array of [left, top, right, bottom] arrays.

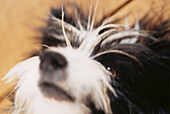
[[78, 30, 100, 55]]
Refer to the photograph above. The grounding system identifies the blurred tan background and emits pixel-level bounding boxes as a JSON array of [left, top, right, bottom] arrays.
[[0, 0, 169, 112]]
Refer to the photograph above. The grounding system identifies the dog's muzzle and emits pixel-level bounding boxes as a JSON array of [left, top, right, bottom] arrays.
[[38, 51, 74, 101]]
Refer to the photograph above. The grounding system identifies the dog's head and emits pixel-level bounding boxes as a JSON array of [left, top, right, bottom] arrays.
[[3, 3, 170, 114]]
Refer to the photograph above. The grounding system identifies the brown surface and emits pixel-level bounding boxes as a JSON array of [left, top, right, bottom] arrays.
[[0, 0, 169, 112]]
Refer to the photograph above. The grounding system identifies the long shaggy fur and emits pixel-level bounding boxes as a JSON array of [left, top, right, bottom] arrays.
[[2, 1, 170, 114]]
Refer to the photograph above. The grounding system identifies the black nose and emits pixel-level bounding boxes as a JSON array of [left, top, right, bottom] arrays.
[[40, 51, 67, 71]]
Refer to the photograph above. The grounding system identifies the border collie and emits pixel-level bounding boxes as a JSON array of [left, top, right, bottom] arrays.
[[2, 1, 170, 114]]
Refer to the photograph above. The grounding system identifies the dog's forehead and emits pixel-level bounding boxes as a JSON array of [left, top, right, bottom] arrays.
[[48, 47, 89, 59], [44, 47, 110, 76], [46, 47, 100, 67]]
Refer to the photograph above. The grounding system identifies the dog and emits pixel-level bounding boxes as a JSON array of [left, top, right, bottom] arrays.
[[2, 1, 170, 114]]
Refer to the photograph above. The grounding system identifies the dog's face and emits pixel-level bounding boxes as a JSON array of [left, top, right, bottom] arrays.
[[3, 3, 169, 114], [38, 47, 115, 114], [10, 47, 114, 114]]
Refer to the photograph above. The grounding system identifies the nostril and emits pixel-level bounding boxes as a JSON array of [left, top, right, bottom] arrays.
[[51, 57, 66, 68], [51, 58, 59, 68], [40, 51, 67, 71]]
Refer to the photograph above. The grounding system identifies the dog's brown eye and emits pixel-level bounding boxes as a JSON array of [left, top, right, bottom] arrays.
[[106, 66, 117, 78]]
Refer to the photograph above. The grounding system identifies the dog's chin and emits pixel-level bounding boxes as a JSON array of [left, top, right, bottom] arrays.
[[37, 77, 91, 114], [31, 98, 90, 114]]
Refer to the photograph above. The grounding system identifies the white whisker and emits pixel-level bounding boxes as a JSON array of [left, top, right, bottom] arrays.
[[87, 0, 93, 31], [50, 14, 81, 36], [119, 18, 130, 43], [125, 18, 130, 29], [98, 24, 124, 32], [101, 30, 158, 46], [90, 0, 99, 31], [62, 6, 72, 48], [101, 13, 120, 26], [42, 44, 50, 49], [134, 16, 140, 30], [74, 8, 84, 31]]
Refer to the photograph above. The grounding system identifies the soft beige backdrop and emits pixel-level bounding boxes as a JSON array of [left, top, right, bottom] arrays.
[[0, 0, 169, 111]]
